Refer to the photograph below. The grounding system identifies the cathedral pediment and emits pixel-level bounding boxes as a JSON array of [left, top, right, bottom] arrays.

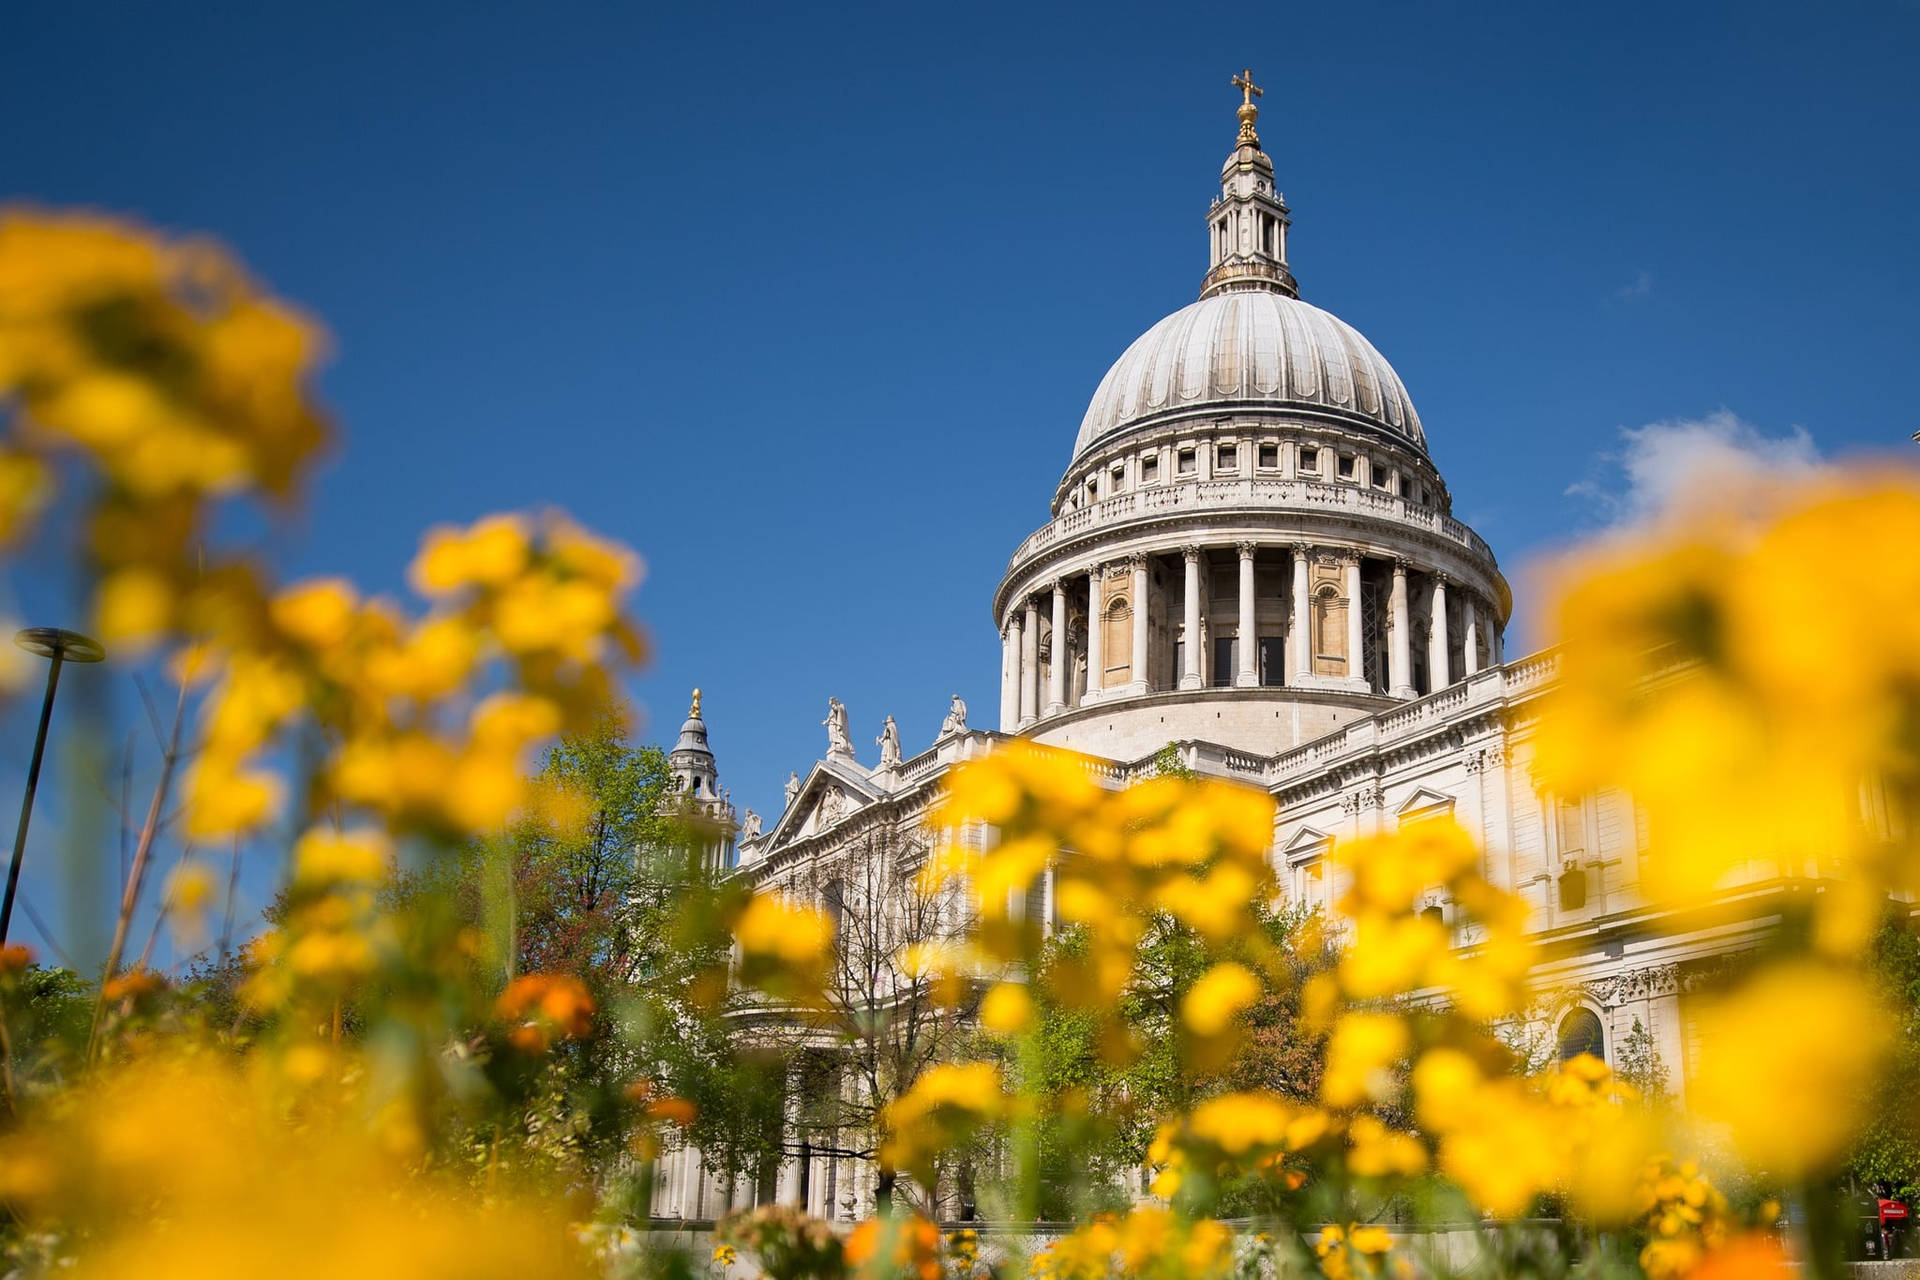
[[1280, 824, 1333, 863], [1394, 786, 1456, 819]]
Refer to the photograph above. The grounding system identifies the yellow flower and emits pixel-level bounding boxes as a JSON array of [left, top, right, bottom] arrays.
[[1321, 1012, 1409, 1109], [1180, 961, 1260, 1037], [291, 827, 389, 887], [182, 759, 283, 839], [94, 566, 174, 649], [269, 577, 358, 650], [410, 513, 530, 595], [1687, 961, 1890, 1180], [1346, 1114, 1427, 1179], [979, 981, 1033, 1035]]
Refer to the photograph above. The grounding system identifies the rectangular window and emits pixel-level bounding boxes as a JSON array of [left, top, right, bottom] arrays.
[[1258, 443, 1278, 469], [1217, 443, 1237, 469], [1211, 637, 1236, 687], [1177, 448, 1196, 475], [1111, 464, 1125, 491], [1372, 464, 1390, 489], [1140, 455, 1159, 483], [1337, 454, 1355, 479], [1260, 636, 1286, 686], [1300, 447, 1320, 474]]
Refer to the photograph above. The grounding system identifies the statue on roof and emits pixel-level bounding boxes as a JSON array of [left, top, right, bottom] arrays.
[[824, 697, 854, 757], [877, 715, 902, 769], [740, 809, 762, 841], [785, 771, 801, 808], [939, 694, 968, 737]]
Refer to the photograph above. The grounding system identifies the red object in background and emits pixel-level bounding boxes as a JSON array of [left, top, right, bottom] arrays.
[[1879, 1199, 1909, 1224]]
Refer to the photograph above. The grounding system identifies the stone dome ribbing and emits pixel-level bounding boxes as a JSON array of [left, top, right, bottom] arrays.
[[1071, 290, 1427, 462]]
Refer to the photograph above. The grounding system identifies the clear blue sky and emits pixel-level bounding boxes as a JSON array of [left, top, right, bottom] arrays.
[[2, 2, 1915, 958]]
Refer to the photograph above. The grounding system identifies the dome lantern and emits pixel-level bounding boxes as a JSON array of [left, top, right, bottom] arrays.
[[1201, 68, 1297, 301]]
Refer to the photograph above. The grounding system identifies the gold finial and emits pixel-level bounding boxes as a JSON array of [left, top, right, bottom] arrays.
[[1231, 67, 1263, 145], [690, 687, 702, 718]]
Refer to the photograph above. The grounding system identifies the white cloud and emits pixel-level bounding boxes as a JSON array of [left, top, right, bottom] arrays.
[[1566, 409, 1824, 530], [1613, 269, 1654, 300]]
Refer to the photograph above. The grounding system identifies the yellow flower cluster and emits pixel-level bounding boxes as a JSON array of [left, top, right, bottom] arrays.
[[1312, 1223, 1395, 1280], [241, 827, 394, 1009], [931, 742, 1277, 1058], [1027, 1208, 1234, 1280], [1630, 1159, 1787, 1280], [183, 511, 643, 844], [0, 1051, 593, 1280], [1537, 475, 1920, 949], [1315, 818, 1532, 1025], [0, 212, 328, 638], [878, 1062, 1009, 1186], [1536, 474, 1919, 1187], [731, 892, 836, 1000]]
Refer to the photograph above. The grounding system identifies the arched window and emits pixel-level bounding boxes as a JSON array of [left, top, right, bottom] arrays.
[[1557, 1008, 1605, 1064], [1313, 583, 1344, 670]]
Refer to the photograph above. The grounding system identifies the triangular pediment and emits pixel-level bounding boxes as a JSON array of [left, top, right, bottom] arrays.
[[1281, 825, 1334, 861], [1394, 787, 1456, 819]]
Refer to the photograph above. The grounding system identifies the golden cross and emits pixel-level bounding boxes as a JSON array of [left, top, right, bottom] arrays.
[[1233, 68, 1263, 106]]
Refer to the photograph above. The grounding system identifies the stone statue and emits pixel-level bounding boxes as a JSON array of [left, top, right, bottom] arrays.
[[824, 697, 853, 756], [939, 694, 968, 737], [820, 787, 843, 825], [877, 715, 902, 768], [784, 771, 801, 808], [740, 808, 762, 841]]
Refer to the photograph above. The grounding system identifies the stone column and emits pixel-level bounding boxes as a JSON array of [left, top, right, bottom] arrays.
[[1084, 565, 1104, 703], [1428, 574, 1450, 691], [1462, 593, 1480, 677], [999, 619, 1018, 730], [1343, 554, 1365, 685], [1180, 547, 1203, 690], [1129, 555, 1150, 695], [1388, 561, 1415, 699], [1290, 543, 1312, 683], [1046, 581, 1068, 715], [1020, 598, 1039, 727], [1236, 541, 1258, 687]]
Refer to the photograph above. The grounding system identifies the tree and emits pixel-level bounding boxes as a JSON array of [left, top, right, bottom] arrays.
[[775, 823, 967, 1216]]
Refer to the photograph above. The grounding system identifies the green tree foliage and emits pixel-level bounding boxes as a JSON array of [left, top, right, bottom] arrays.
[[1846, 912, 1920, 1200], [1013, 900, 1333, 1219]]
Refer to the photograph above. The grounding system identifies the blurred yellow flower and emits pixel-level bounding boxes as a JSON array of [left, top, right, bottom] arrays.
[[980, 981, 1033, 1035], [1321, 1012, 1408, 1109], [1688, 960, 1891, 1180], [1180, 961, 1260, 1037]]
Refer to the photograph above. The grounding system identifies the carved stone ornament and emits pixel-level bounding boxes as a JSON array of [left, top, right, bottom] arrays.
[[1586, 963, 1680, 1006], [1340, 782, 1384, 815], [1462, 743, 1508, 774]]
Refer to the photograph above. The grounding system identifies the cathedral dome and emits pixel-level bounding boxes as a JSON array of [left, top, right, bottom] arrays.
[[1072, 290, 1426, 462]]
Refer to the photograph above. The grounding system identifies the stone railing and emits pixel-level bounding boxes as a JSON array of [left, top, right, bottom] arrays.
[[1007, 476, 1495, 573], [1262, 649, 1563, 785]]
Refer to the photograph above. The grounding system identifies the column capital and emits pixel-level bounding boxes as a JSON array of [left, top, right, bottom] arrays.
[[1043, 577, 1062, 595], [1236, 539, 1258, 559], [1291, 541, 1311, 559], [1391, 556, 1410, 576], [1432, 571, 1452, 588], [1183, 544, 1204, 564], [1086, 560, 1107, 579], [1124, 552, 1149, 572]]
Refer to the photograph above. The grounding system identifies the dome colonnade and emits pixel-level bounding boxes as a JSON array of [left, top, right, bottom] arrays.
[[991, 71, 1509, 758]]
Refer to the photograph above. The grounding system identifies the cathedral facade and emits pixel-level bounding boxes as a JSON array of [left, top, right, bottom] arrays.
[[652, 78, 1741, 1222]]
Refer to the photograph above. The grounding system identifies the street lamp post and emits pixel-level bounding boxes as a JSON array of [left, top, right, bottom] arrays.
[[0, 627, 105, 946]]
